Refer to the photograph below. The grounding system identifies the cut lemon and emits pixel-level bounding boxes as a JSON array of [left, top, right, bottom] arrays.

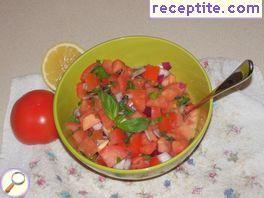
[[42, 43, 84, 90]]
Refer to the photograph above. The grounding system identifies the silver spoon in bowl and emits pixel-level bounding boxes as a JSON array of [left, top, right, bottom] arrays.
[[184, 59, 254, 116]]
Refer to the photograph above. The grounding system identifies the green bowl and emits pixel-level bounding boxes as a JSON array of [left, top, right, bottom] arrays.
[[54, 36, 213, 180]]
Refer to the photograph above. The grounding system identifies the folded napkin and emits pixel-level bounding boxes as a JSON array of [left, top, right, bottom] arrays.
[[1, 58, 264, 198]]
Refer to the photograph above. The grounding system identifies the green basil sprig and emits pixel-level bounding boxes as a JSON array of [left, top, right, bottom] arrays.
[[96, 88, 149, 132], [97, 89, 119, 120], [116, 117, 149, 133]]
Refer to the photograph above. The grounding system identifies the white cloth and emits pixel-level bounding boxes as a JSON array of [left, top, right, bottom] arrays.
[[1, 58, 264, 198]]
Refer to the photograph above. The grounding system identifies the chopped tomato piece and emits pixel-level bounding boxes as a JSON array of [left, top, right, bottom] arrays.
[[76, 82, 86, 98], [81, 113, 100, 131], [112, 59, 126, 73], [143, 65, 160, 82], [131, 156, 150, 169], [151, 107, 161, 119], [98, 110, 114, 129], [80, 63, 96, 82], [93, 96, 102, 112], [146, 96, 169, 109], [102, 59, 113, 74], [85, 73, 99, 92], [127, 133, 142, 157], [129, 89, 146, 112], [117, 72, 129, 93], [133, 78, 145, 89], [171, 139, 188, 155], [158, 112, 181, 132], [65, 122, 80, 132], [96, 155, 107, 166], [78, 137, 97, 157], [149, 156, 160, 166], [176, 125, 195, 140], [72, 130, 86, 144], [91, 130, 104, 141], [157, 137, 172, 153], [79, 99, 93, 115], [161, 74, 176, 87], [140, 141, 157, 155], [99, 145, 128, 167], [109, 129, 126, 145]]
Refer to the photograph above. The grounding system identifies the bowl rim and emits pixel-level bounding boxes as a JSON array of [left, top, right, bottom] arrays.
[[54, 35, 213, 175]]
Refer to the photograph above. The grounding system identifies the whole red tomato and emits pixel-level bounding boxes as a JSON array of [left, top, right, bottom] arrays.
[[10, 90, 58, 144]]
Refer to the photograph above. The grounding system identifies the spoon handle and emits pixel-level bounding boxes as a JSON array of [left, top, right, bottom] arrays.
[[5, 183, 14, 193], [185, 60, 254, 114]]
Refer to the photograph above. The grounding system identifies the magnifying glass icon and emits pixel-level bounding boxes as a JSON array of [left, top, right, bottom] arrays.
[[4, 172, 25, 193]]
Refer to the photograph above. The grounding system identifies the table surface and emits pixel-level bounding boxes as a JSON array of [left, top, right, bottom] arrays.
[[0, 1, 263, 144]]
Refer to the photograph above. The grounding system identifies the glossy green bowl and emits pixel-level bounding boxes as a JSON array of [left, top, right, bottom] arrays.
[[54, 36, 213, 180]]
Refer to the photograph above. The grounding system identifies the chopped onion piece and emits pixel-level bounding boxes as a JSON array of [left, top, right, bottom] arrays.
[[114, 159, 131, 170], [115, 92, 123, 102], [162, 62, 172, 70], [92, 122, 103, 130], [131, 68, 145, 79], [102, 127, 110, 136], [74, 108, 81, 118], [97, 140, 109, 151], [157, 152, 171, 163], [153, 129, 161, 137], [143, 106, 151, 117], [159, 68, 170, 77], [157, 75, 164, 83], [144, 130, 151, 141], [82, 83, 88, 90], [123, 159, 131, 170]]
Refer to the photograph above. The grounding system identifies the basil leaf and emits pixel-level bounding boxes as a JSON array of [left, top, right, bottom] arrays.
[[160, 131, 174, 142], [148, 91, 160, 100], [141, 154, 152, 160], [92, 65, 109, 80], [116, 117, 149, 133], [97, 89, 119, 120], [176, 96, 190, 106]]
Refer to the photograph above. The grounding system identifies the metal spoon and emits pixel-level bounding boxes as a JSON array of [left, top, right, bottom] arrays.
[[184, 59, 254, 116]]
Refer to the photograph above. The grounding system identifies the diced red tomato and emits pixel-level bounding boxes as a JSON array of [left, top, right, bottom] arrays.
[[158, 112, 181, 132], [78, 137, 98, 157], [72, 130, 86, 144], [149, 156, 160, 166], [80, 113, 100, 131], [146, 96, 169, 109], [145, 128, 158, 142], [161, 74, 176, 87], [91, 130, 104, 141], [157, 137, 171, 153], [93, 96, 102, 112], [127, 133, 142, 157], [98, 110, 114, 129], [65, 122, 80, 132], [79, 100, 93, 115], [112, 59, 126, 73], [109, 129, 126, 145], [102, 59, 113, 74], [176, 125, 195, 141], [143, 65, 160, 82], [129, 89, 146, 112], [80, 63, 96, 82], [96, 155, 107, 166], [140, 141, 157, 155], [85, 73, 99, 92], [99, 145, 128, 167], [171, 139, 188, 155], [117, 72, 129, 93], [131, 156, 150, 169], [76, 82, 86, 98], [133, 78, 145, 89], [151, 107, 161, 119]]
